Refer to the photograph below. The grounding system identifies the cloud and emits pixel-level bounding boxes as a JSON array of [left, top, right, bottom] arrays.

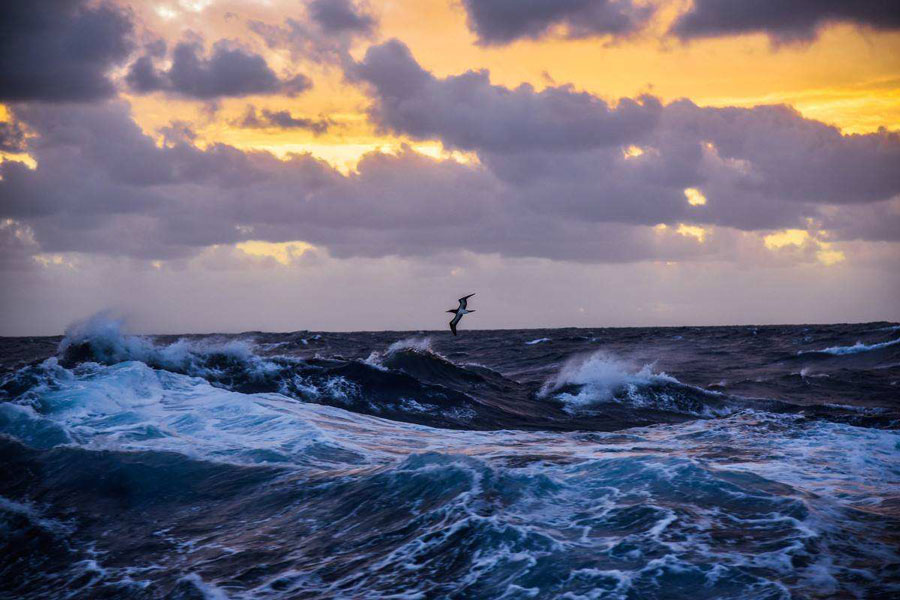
[[249, 1, 377, 67], [2, 41, 899, 266], [0, 101, 704, 264], [1, 97, 895, 272], [308, 0, 376, 34], [0, 120, 27, 153], [818, 199, 900, 243], [670, 0, 900, 44], [234, 106, 330, 134], [126, 39, 311, 99], [460, 0, 656, 45], [0, 218, 40, 271], [355, 40, 661, 152], [0, 0, 134, 102], [356, 40, 900, 233]]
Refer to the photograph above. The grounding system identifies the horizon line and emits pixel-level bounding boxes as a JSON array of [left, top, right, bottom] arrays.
[[2, 319, 897, 339]]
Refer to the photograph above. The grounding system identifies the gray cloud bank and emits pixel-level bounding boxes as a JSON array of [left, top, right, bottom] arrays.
[[0, 20, 898, 268], [126, 39, 312, 99], [355, 40, 900, 231], [458, 0, 900, 45], [671, 0, 900, 43], [249, 0, 377, 68], [2, 45, 899, 269], [461, 0, 655, 45], [0, 0, 134, 102], [308, 0, 376, 35], [234, 106, 330, 134]]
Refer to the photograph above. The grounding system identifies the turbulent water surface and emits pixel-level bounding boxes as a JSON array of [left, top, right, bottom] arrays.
[[1, 319, 899, 599]]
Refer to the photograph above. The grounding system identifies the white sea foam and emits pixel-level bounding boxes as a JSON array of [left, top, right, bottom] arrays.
[[177, 573, 231, 600], [539, 351, 677, 409], [3, 360, 361, 467], [386, 336, 433, 354], [57, 312, 287, 379], [525, 338, 550, 345], [0, 496, 74, 536], [365, 336, 440, 369], [816, 337, 900, 355], [3, 358, 899, 598]]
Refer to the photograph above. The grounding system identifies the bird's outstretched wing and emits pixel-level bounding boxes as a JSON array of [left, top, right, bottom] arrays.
[[449, 313, 462, 335], [458, 293, 475, 310]]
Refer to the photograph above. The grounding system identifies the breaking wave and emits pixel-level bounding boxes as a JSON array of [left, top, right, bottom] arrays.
[[2, 315, 899, 598], [57, 313, 285, 381], [539, 351, 733, 418], [816, 336, 900, 356]]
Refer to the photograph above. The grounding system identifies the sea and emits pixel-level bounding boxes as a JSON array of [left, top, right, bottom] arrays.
[[1, 316, 898, 599]]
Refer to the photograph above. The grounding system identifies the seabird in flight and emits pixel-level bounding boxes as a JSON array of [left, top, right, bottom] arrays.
[[447, 293, 475, 336]]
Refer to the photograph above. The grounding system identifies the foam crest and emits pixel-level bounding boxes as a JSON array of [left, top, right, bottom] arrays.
[[538, 350, 736, 418], [58, 313, 156, 364], [2, 356, 899, 598], [1, 360, 366, 467], [364, 336, 435, 367], [541, 351, 674, 404], [386, 336, 434, 354], [817, 336, 900, 355], [57, 313, 282, 380]]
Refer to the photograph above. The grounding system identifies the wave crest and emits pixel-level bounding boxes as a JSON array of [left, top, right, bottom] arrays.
[[541, 352, 675, 402], [541, 351, 729, 417], [816, 337, 900, 356], [57, 313, 283, 382], [386, 336, 434, 354]]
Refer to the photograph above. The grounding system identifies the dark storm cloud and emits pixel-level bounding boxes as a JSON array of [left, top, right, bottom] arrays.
[[0, 0, 134, 102], [460, 0, 656, 45], [234, 106, 330, 134], [126, 39, 311, 99], [0, 101, 693, 263], [0, 102, 487, 258], [3, 38, 899, 265], [355, 40, 661, 152], [819, 200, 900, 243], [308, 0, 376, 34], [671, 0, 900, 43], [356, 40, 900, 231]]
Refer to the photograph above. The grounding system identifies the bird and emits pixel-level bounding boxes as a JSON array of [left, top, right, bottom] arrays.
[[447, 293, 475, 336]]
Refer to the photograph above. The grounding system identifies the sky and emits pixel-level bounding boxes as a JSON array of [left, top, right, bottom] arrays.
[[1, 0, 899, 335]]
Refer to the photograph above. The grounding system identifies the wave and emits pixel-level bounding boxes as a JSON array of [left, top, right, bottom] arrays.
[[57, 313, 288, 381], [525, 337, 550, 345], [7, 315, 893, 437], [815, 336, 900, 356], [539, 351, 733, 418], [3, 318, 900, 598], [2, 408, 898, 599], [31, 321, 516, 431], [0, 361, 360, 467], [386, 335, 434, 354]]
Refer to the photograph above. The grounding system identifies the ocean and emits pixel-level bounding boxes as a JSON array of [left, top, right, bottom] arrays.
[[1, 317, 898, 599]]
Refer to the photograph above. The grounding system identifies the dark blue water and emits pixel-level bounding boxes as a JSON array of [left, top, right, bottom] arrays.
[[1, 317, 899, 598]]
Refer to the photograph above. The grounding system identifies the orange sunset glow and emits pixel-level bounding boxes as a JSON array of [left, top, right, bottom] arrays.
[[1, 0, 899, 333]]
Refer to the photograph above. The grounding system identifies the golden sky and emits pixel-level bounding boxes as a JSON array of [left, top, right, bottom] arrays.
[[2, 0, 900, 333], [118, 0, 900, 173]]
